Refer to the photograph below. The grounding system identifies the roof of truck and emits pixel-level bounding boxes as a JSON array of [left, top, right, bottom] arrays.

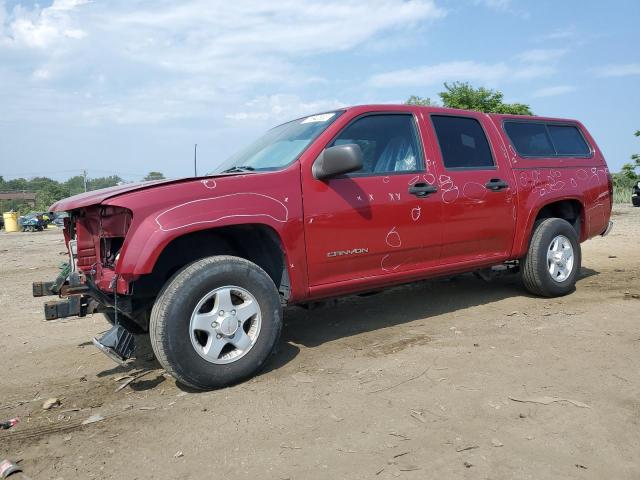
[[339, 104, 581, 125]]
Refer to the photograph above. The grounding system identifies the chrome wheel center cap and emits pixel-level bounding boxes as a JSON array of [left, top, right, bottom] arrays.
[[217, 314, 239, 337]]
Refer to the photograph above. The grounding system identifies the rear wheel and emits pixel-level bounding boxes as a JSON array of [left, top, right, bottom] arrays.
[[150, 255, 282, 390], [522, 218, 581, 297]]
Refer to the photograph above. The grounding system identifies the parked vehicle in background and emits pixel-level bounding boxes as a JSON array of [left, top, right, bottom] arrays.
[[50, 211, 69, 228], [33, 104, 613, 389], [632, 181, 640, 207], [18, 212, 46, 232]]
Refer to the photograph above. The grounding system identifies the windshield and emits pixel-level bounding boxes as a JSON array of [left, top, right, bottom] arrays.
[[212, 111, 343, 173]]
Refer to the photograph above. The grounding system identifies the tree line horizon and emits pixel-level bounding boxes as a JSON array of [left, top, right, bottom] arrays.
[[1, 82, 637, 212]]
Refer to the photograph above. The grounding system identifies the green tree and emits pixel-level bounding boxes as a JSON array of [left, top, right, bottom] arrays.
[[406, 82, 532, 115], [63, 175, 123, 195], [439, 82, 532, 114], [610, 130, 640, 203], [405, 95, 435, 106], [64, 175, 87, 196], [144, 171, 165, 181], [620, 130, 640, 180], [89, 175, 123, 190]]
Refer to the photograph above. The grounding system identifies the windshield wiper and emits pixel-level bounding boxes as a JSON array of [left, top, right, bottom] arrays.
[[220, 165, 256, 173]]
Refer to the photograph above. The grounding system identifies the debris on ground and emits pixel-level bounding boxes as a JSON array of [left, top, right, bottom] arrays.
[[409, 410, 426, 423], [456, 445, 479, 452], [398, 465, 420, 472], [491, 439, 504, 447], [369, 368, 429, 394], [0, 459, 21, 478], [174, 451, 184, 458], [81, 414, 105, 425], [508, 395, 591, 408], [507, 311, 518, 316], [463, 461, 473, 468], [42, 398, 61, 410], [575, 464, 588, 469], [114, 370, 155, 392], [0, 418, 19, 430]]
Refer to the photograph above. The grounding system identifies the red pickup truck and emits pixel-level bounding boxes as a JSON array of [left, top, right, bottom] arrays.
[[35, 105, 613, 389]]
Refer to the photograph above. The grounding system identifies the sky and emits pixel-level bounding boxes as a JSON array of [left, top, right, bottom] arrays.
[[0, 0, 638, 181]]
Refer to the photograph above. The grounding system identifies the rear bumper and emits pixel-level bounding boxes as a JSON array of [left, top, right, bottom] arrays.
[[601, 220, 613, 237]]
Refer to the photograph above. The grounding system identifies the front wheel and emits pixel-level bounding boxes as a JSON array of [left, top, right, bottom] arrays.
[[521, 218, 581, 297], [150, 256, 282, 390]]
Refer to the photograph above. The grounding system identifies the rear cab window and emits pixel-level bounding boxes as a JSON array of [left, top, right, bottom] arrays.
[[504, 121, 592, 158], [431, 115, 495, 169]]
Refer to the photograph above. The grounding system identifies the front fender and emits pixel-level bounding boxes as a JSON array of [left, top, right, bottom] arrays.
[[101, 168, 308, 301], [114, 207, 294, 275]]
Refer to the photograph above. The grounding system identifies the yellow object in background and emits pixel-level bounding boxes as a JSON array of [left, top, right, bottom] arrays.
[[3, 212, 20, 232]]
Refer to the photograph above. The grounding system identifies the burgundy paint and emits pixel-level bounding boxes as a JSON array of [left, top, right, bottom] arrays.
[[50, 105, 612, 302]]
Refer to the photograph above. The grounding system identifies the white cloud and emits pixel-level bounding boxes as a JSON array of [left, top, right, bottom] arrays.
[[473, 0, 528, 17], [32, 67, 51, 80], [225, 94, 345, 123], [369, 61, 509, 87], [517, 48, 568, 63], [0, 0, 445, 125], [368, 60, 554, 88], [539, 26, 577, 42], [597, 63, 640, 77], [4, 0, 88, 48], [532, 85, 575, 98]]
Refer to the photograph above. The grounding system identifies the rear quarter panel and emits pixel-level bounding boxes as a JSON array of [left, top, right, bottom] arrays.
[[489, 115, 611, 258]]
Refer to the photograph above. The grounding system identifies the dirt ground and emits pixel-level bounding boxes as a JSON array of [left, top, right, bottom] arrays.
[[1, 206, 639, 480]]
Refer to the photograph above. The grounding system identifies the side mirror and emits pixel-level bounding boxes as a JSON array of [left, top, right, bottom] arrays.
[[312, 144, 363, 180]]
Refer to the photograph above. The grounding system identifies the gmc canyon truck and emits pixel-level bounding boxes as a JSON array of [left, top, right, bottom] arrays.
[[34, 105, 613, 390]]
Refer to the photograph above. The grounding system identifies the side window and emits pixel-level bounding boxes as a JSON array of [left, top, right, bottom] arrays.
[[504, 122, 555, 157], [329, 114, 423, 174], [431, 115, 495, 169], [504, 122, 591, 157], [547, 125, 591, 156]]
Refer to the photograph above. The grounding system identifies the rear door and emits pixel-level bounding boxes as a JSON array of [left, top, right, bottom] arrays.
[[427, 113, 517, 264], [302, 111, 443, 287]]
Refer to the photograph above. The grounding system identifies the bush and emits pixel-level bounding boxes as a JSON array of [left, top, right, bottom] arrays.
[[611, 172, 636, 204]]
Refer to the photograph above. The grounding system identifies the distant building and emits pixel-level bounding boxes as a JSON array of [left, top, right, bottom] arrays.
[[0, 191, 37, 207]]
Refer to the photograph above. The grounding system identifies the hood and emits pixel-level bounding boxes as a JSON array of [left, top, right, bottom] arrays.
[[49, 176, 235, 211]]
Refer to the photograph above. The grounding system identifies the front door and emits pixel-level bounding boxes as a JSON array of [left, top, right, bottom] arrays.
[[302, 112, 442, 287]]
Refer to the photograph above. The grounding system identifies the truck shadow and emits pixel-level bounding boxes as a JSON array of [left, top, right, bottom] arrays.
[[264, 267, 599, 373], [90, 267, 599, 387]]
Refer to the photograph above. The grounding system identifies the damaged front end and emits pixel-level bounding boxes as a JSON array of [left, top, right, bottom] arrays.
[[33, 205, 141, 364]]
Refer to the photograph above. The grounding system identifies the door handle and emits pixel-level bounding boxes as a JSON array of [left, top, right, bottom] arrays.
[[485, 178, 509, 191], [408, 182, 438, 197]]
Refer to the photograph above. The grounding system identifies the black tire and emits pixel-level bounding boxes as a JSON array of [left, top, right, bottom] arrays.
[[522, 218, 581, 297], [150, 255, 282, 390]]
